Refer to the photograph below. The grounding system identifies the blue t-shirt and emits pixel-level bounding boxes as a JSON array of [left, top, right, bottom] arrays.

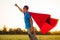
[[24, 12, 31, 29]]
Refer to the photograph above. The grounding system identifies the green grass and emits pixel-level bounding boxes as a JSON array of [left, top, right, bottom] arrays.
[[0, 35, 60, 40]]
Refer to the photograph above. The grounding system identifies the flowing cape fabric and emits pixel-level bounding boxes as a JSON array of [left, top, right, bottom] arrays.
[[29, 12, 58, 34]]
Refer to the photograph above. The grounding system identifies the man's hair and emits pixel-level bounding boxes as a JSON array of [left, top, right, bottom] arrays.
[[24, 5, 29, 10]]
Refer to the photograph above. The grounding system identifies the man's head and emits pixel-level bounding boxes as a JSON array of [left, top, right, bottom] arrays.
[[23, 5, 29, 12]]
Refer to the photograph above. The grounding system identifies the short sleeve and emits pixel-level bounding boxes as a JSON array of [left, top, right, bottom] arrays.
[[27, 13, 31, 19]]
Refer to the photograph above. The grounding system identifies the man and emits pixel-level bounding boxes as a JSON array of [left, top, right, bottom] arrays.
[[15, 4, 38, 40]]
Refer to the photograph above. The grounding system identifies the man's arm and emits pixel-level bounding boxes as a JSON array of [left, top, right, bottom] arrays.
[[30, 18, 33, 27], [15, 4, 23, 13], [30, 18, 34, 33]]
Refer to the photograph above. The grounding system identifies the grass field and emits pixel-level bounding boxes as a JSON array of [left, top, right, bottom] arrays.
[[0, 35, 60, 40]]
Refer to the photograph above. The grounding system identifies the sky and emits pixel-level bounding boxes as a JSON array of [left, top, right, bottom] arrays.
[[0, 0, 60, 32]]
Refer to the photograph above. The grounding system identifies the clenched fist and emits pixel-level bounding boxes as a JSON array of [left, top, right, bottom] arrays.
[[15, 4, 18, 7]]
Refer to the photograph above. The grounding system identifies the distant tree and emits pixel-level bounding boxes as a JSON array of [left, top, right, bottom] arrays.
[[34, 27, 42, 35], [13, 28, 23, 34], [2, 25, 7, 34], [9, 28, 14, 34], [23, 30, 27, 34], [0, 30, 3, 34]]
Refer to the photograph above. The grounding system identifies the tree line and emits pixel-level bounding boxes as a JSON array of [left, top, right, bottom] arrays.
[[0, 25, 42, 35], [0, 25, 60, 35]]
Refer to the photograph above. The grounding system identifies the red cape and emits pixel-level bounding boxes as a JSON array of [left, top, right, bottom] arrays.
[[29, 12, 58, 34]]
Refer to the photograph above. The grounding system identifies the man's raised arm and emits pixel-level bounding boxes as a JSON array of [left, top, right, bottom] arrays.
[[15, 4, 23, 13]]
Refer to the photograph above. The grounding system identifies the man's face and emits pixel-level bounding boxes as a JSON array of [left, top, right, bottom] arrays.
[[23, 7, 28, 12]]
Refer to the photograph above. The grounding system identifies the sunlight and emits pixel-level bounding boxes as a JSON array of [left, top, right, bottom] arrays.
[[0, 0, 60, 32]]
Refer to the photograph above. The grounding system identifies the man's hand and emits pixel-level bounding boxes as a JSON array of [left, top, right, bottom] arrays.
[[30, 18, 34, 33], [30, 27, 34, 34], [15, 4, 18, 7], [15, 4, 23, 12]]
